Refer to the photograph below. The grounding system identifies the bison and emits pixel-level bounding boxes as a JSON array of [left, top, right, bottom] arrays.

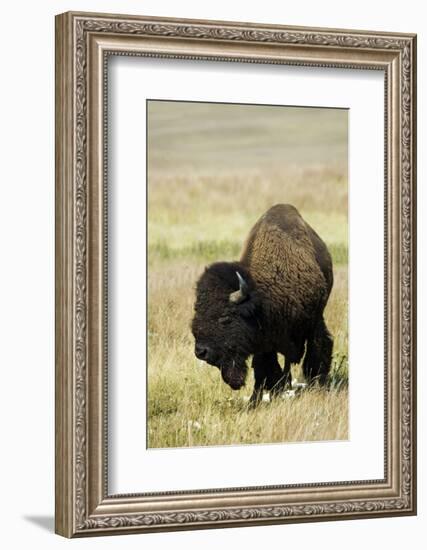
[[191, 204, 333, 405]]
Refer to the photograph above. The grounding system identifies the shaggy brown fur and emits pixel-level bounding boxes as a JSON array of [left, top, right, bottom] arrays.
[[191, 204, 333, 404]]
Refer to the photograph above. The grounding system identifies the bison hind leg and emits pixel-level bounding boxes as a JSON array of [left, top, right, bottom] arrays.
[[302, 318, 333, 386]]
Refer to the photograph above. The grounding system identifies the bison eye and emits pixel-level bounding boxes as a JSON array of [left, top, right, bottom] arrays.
[[219, 315, 232, 326]]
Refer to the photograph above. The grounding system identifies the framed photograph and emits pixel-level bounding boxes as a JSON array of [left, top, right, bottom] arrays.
[[55, 11, 417, 537]]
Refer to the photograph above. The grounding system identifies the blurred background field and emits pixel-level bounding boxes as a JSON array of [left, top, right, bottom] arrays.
[[147, 100, 348, 448]]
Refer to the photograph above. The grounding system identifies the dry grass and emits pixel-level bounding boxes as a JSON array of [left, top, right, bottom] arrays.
[[147, 101, 348, 448], [148, 386, 348, 448]]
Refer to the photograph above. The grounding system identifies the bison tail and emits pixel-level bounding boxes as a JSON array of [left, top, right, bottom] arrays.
[[302, 318, 333, 385]]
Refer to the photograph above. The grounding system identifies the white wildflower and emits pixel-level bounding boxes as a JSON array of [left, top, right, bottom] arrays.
[[188, 420, 201, 430], [282, 390, 296, 399]]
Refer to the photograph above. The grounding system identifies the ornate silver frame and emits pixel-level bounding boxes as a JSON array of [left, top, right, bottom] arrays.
[[55, 11, 417, 537]]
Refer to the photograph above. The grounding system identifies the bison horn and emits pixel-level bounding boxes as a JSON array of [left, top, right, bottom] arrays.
[[229, 271, 249, 304]]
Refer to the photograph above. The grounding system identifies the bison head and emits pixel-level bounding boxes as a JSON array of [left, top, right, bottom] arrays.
[[191, 262, 262, 390]]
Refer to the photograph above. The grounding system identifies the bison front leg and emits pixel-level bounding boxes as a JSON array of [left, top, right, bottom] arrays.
[[302, 317, 333, 386], [270, 357, 292, 396], [249, 352, 283, 406]]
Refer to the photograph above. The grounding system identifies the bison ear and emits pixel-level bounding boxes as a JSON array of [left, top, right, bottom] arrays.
[[229, 271, 249, 304], [238, 290, 262, 320]]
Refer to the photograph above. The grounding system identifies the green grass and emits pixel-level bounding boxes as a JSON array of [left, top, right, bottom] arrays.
[[149, 239, 348, 266]]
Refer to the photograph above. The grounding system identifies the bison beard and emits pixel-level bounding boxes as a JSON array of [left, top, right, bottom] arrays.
[[220, 360, 248, 390], [192, 204, 334, 404]]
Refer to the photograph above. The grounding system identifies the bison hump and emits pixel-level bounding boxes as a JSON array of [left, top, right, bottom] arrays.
[[240, 204, 331, 320]]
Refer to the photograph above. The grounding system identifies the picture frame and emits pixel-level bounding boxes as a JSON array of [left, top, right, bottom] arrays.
[[55, 11, 417, 537]]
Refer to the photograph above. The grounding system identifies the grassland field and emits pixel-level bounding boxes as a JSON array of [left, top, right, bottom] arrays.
[[147, 101, 348, 448]]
